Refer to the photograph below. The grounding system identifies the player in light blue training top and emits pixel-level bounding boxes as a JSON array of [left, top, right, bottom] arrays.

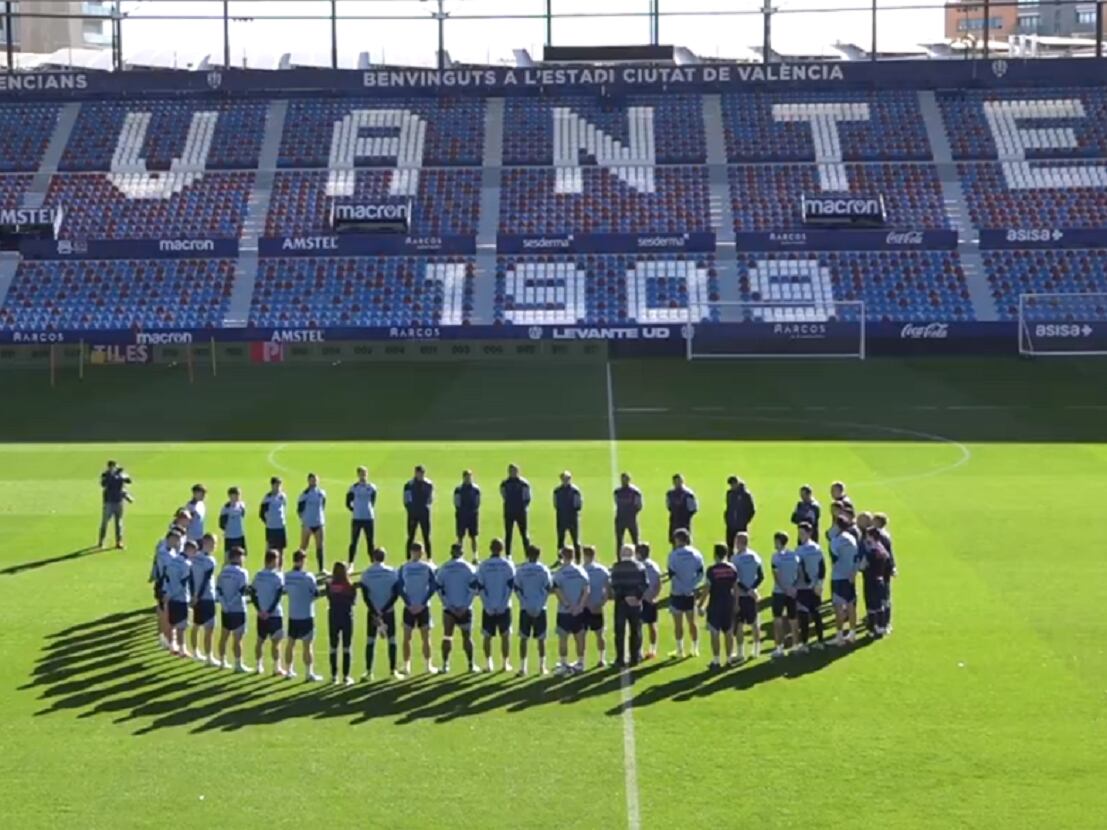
[[259, 477, 288, 565], [514, 544, 553, 676], [477, 538, 517, 672], [552, 546, 590, 674], [666, 528, 705, 658], [185, 484, 206, 543], [636, 543, 663, 660], [284, 550, 322, 681], [730, 532, 764, 661], [188, 534, 219, 665], [397, 542, 438, 676], [582, 546, 611, 668], [829, 515, 862, 645], [298, 473, 328, 575], [215, 546, 250, 672], [150, 528, 184, 651], [436, 543, 479, 673], [163, 541, 193, 656], [251, 550, 286, 676], [770, 531, 801, 658], [358, 547, 400, 680], [346, 466, 377, 568]]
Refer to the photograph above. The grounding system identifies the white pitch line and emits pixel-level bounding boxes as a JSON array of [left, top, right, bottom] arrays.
[[606, 361, 641, 830], [617, 406, 669, 414], [266, 443, 293, 474]]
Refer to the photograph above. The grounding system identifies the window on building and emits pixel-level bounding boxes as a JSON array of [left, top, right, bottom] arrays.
[[1017, 13, 1040, 32], [958, 16, 1004, 31], [1076, 9, 1097, 27]]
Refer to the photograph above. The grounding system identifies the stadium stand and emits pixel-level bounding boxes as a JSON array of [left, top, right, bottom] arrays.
[[60, 100, 268, 171], [937, 89, 1107, 160], [729, 163, 949, 231], [0, 104, 60, 173], [494, 254, 719, 324], [721, 91, 932, 162], [45, 173, 254, 240], [736, 251, 974, 322], [503, 94, 706, 164], [985, 249, 1107, 321], [0, 175, 33, 210], [248, 257, 473, 328], [499, 167, 711, 235], [958, 161, 1107, 228], [0, 259, 235, 331], [3, 75, 1107, 338], [266, 169, 479, 237], [278, 98, 485, 168]]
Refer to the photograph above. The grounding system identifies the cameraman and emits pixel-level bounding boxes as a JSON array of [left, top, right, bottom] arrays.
[[98, 460, 132, 549]]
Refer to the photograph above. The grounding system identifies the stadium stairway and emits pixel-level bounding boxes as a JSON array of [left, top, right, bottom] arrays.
[[22, 102, 80, 210], [702, 94, 742, 320], [224, 99, 287, 327], [471, 97, 505, 324], [918, 90, 998, 321]]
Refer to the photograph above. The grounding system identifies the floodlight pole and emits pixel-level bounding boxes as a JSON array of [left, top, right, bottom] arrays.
[[331, 0, 338, 69], [1093, 1, 1102, 58], [871, 0, 877, 60], [4, 1, 13, 70], [223, 0, 230, 68], [650, 0, 660, 46], [430, 0, 448, 71], [982, 0, 990, 61], [762, 0, 773, 64], [546, 0, 553, 48]]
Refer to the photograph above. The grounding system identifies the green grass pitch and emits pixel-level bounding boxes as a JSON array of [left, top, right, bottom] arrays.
[[2, 357, 1106, 829]]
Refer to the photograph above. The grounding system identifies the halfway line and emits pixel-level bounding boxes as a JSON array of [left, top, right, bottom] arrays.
[[606, 360, 641, 830]]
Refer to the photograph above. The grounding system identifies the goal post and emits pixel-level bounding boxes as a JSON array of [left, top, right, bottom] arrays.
[[685, 300, 866, 360], [1017, 292, 1107, 357]]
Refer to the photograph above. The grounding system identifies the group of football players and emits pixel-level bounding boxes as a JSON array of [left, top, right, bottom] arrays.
[[144, 466, 896, 683]]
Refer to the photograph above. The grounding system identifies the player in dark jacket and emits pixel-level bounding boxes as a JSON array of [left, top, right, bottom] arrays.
[[724, 476, 756, 548]]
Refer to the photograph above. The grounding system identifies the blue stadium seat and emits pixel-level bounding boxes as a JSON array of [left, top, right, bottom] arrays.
[[0, 104, 60, 172], [494, 254, 719, 324], [0, 259, 235, 330], [736, 251, 974, 322], [983, 249, 1107, 321], [722, 91, 932, 162], [730, 164, 949, 231], [248, 257, 474, 328]]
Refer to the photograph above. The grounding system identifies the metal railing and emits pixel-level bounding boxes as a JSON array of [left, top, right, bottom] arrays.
[[2, 0, 1105, 72]]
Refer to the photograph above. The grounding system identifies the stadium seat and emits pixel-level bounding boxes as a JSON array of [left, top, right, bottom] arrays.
[[494, 254, 719, 324], [736, 251, 973, 322], [722, 91, 932, 162], [44, 173, 253, 240], [0, 259, 236, 331], [248, 257, 475, 328], [60, 100, 268, 172], [0, 104, 61, 173], [730, 164, 949, 231], [266, 170, 479, 237], [499, 167, 710, 235], [983, 249, 1107, 321]]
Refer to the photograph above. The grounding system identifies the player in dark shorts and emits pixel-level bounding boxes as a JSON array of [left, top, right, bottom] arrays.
[[325, 562, 358, 685], [698, 544, 739, 669]]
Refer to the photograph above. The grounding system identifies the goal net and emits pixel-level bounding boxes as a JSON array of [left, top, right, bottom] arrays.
[[686, 300, 866, 359], [1017, 292, 1107, 357]]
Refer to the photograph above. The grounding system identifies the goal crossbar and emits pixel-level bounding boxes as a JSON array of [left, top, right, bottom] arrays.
[[685, 300, 866, 360]]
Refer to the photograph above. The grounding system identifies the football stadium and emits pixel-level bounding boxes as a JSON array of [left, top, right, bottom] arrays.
[[2, 2, 1106, 828]]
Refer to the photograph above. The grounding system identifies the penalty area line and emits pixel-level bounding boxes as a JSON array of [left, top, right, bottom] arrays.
[[606, 360, 641, 830]]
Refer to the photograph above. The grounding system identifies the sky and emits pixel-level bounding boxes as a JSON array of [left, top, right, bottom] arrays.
[[103, 0, 950, 68]]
